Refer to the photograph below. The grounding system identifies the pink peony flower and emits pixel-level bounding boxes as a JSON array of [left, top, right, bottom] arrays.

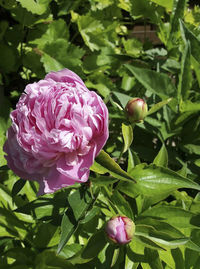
[[105, 216, 135, 245], [4, 69, 109, 195]]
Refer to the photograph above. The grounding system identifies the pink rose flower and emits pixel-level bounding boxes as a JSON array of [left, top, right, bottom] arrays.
[[105, 216, 135, 245], [4, 69, 109, 195]]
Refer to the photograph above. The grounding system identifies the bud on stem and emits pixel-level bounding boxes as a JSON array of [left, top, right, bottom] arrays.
[[125, 98, 148, 123], [105, 216, 135, 245]]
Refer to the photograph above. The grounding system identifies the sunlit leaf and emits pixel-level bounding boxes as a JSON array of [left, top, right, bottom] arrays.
[[142, 205, 200, 229], [91, 150, 136, 183], [16, 0, 51, 15], [57, 188, 97, 253], [153, 144, 168, 167], [180, 19, 200, 63], [177, 41, 192, 102], [147, 98, 173, 116], [122, 123, 133, 153], [124, 64, 176, 99], [118, 163, 200, 198]]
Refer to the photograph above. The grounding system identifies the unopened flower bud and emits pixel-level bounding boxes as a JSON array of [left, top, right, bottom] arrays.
[[105, 216, 135, 245], [125, 98, 148, 123]]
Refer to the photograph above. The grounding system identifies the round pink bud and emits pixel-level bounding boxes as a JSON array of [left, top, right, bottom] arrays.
[[3, 69, 109, 195], [105, 216, 135, 245], [125, 98, 148, 123]]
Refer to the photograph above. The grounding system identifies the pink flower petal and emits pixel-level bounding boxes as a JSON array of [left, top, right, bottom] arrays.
[[45, 69, 85, 86], [56, 144, 97, 182], [38, 166, 76, 195]]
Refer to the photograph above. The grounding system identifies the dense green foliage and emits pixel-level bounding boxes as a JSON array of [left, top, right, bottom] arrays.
[[1, 0, 200, 268]]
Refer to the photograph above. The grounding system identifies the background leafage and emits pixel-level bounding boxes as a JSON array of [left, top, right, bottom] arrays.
[[1, 0, 200, 268]]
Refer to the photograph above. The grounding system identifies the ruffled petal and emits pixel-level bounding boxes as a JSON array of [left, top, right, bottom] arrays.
[[38, 167, 75, 195], [56, 144, 97, 182], [45, 69, 85, 86]]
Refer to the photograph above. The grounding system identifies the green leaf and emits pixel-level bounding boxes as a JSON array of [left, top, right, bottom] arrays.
[[144, 249, 163, 269], [177, 41, 192, 102], [31, 19, 84, 73], [180, 20, 200, 63], [135, 217, 200, 252], [10, 3, 49, 26], [81, 230, 107, 259], [59, 244, 82, 260], [125, 255, 137, 269], [122, 123, 133, 153], [86, 77, 111, 98], [68, 188, 94, 222], [153, 144, 168, 167], [77, 13, 104, 51], [127, 149, 135, 173], [112, 91, 132, 109], [121, 74, 135, 91], [91, 150, 136, 183], [0, 95, 11, 166], [0, 183, 16, 210], [90, 176, 118, 186], [11, 179, 26, 197], [57, 188, 97, 253], [135, 235, 166, 251], [128, 150, 141, 173], [16, 0, 51, 15], [127, 149, 136, 173], [147, 98, 173, 116], [136, 217, 185, 238], [23, 50, 45, 78], [194, 257, 200, 269], [130, 0, 158, 23], [134, 164, 200, 194], [182, 143, 200, 155], [41, 53, 64, 72], [194, 159, 200, 167], [0, 43, 18, 73], [33, 223, 60, 248], [135, 224, 189, 249], [122, 38, 142, 57], [67, 231, 107, 265], [142, 205, 200, 229], [124, 64, 176, 99], [79, 206, 100, 224], [127, 240, 146, 262], [111, 190, 133, 219], [0, 207, 28, 239], [180, 100, 200, 112], [0, 0, 16, 9], [191, 55, 200, 87], [185, 248, 200, 269], [76, 12, 118, 51], [3, 247, 35, 267], [172, 245, 190, 265], [150, 0, 173, 10], [0, 21, 8, 40], [15, 189, 70, 219], [57, 211, 77, 254], [32, 19, 69, 46], [169, 0, 186, 38], [35, 250, 75, 269], [41, 40, 85, 73], [118, 163, 200, 198]]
